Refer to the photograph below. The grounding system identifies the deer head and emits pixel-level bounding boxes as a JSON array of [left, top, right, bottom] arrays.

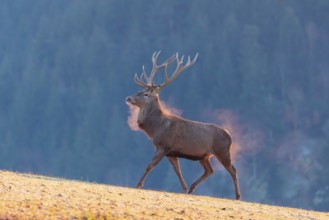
[[126, 51, 198, 109]]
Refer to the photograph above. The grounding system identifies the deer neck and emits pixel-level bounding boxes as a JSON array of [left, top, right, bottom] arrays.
[[137, 99, 165, 137]]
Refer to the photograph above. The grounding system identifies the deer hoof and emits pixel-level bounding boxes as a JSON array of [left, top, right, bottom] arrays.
[[187, 188, 194, 194], [136, 183, 143, 189]]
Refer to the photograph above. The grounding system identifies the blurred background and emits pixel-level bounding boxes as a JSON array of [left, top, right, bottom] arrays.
[[0, 0, 328, 211]]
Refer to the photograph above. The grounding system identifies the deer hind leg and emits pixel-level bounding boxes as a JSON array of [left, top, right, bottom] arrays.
[[136, 148, 165, 189], [188, 156, 214, 194], [167, 157, 188, 193], [215, 153, 241, 200], [225, 164, 241, 200]]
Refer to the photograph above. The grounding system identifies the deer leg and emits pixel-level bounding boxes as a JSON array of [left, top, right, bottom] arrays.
[[188, 157, 214, 194], [167, 157, 188, 193], [224, 164, 241, 200], [136, 148, 165, 189], [215, 153, 241, 200]]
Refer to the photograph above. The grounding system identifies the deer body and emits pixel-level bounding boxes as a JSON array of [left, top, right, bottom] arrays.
[[126, 52, 241, 200]]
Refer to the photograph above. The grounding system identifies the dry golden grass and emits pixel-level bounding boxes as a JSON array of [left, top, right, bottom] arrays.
[[0, 170, 328, 220]]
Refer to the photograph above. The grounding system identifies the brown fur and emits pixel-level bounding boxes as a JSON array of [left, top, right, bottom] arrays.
[[126, 52, 241, 199], [126, 89, 241, 200]]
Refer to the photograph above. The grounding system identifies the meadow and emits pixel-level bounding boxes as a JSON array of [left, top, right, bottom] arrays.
[[0, 170, 328, 219]]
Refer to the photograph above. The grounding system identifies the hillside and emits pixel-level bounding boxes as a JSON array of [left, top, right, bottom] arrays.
[[0, 171, 328, 220]]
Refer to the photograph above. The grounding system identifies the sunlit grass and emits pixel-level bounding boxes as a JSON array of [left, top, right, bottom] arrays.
[[0, 170, 328, 219]]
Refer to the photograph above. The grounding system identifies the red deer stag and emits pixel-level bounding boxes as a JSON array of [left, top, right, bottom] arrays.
[[126, 51, 241, 200]]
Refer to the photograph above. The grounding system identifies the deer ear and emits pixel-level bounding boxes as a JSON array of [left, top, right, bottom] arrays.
[[154, 86, 160, 94]]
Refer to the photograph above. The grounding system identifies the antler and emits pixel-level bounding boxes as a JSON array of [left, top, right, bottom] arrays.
[[159, 52, 198, 89], [134, 51, 198, 90], [134, 51, 176, 88]]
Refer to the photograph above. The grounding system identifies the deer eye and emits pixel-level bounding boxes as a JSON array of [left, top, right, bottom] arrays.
[[143, 93, 149, 97]]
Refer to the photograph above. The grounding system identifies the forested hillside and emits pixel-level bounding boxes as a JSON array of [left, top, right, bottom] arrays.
[[0, 0, 328, 211]]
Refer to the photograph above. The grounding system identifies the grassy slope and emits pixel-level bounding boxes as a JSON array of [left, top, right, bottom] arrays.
[[0, 171, 328, 220]]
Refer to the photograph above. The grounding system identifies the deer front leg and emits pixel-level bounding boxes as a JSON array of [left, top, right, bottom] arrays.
[[136, 148, 165, 189], [167, 157, 188, 193]]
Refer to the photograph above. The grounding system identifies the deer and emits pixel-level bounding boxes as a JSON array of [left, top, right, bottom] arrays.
[[126, 51, 241, 200]]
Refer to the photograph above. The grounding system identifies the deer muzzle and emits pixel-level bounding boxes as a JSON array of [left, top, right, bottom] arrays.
[[126, 96, 134, 105]]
